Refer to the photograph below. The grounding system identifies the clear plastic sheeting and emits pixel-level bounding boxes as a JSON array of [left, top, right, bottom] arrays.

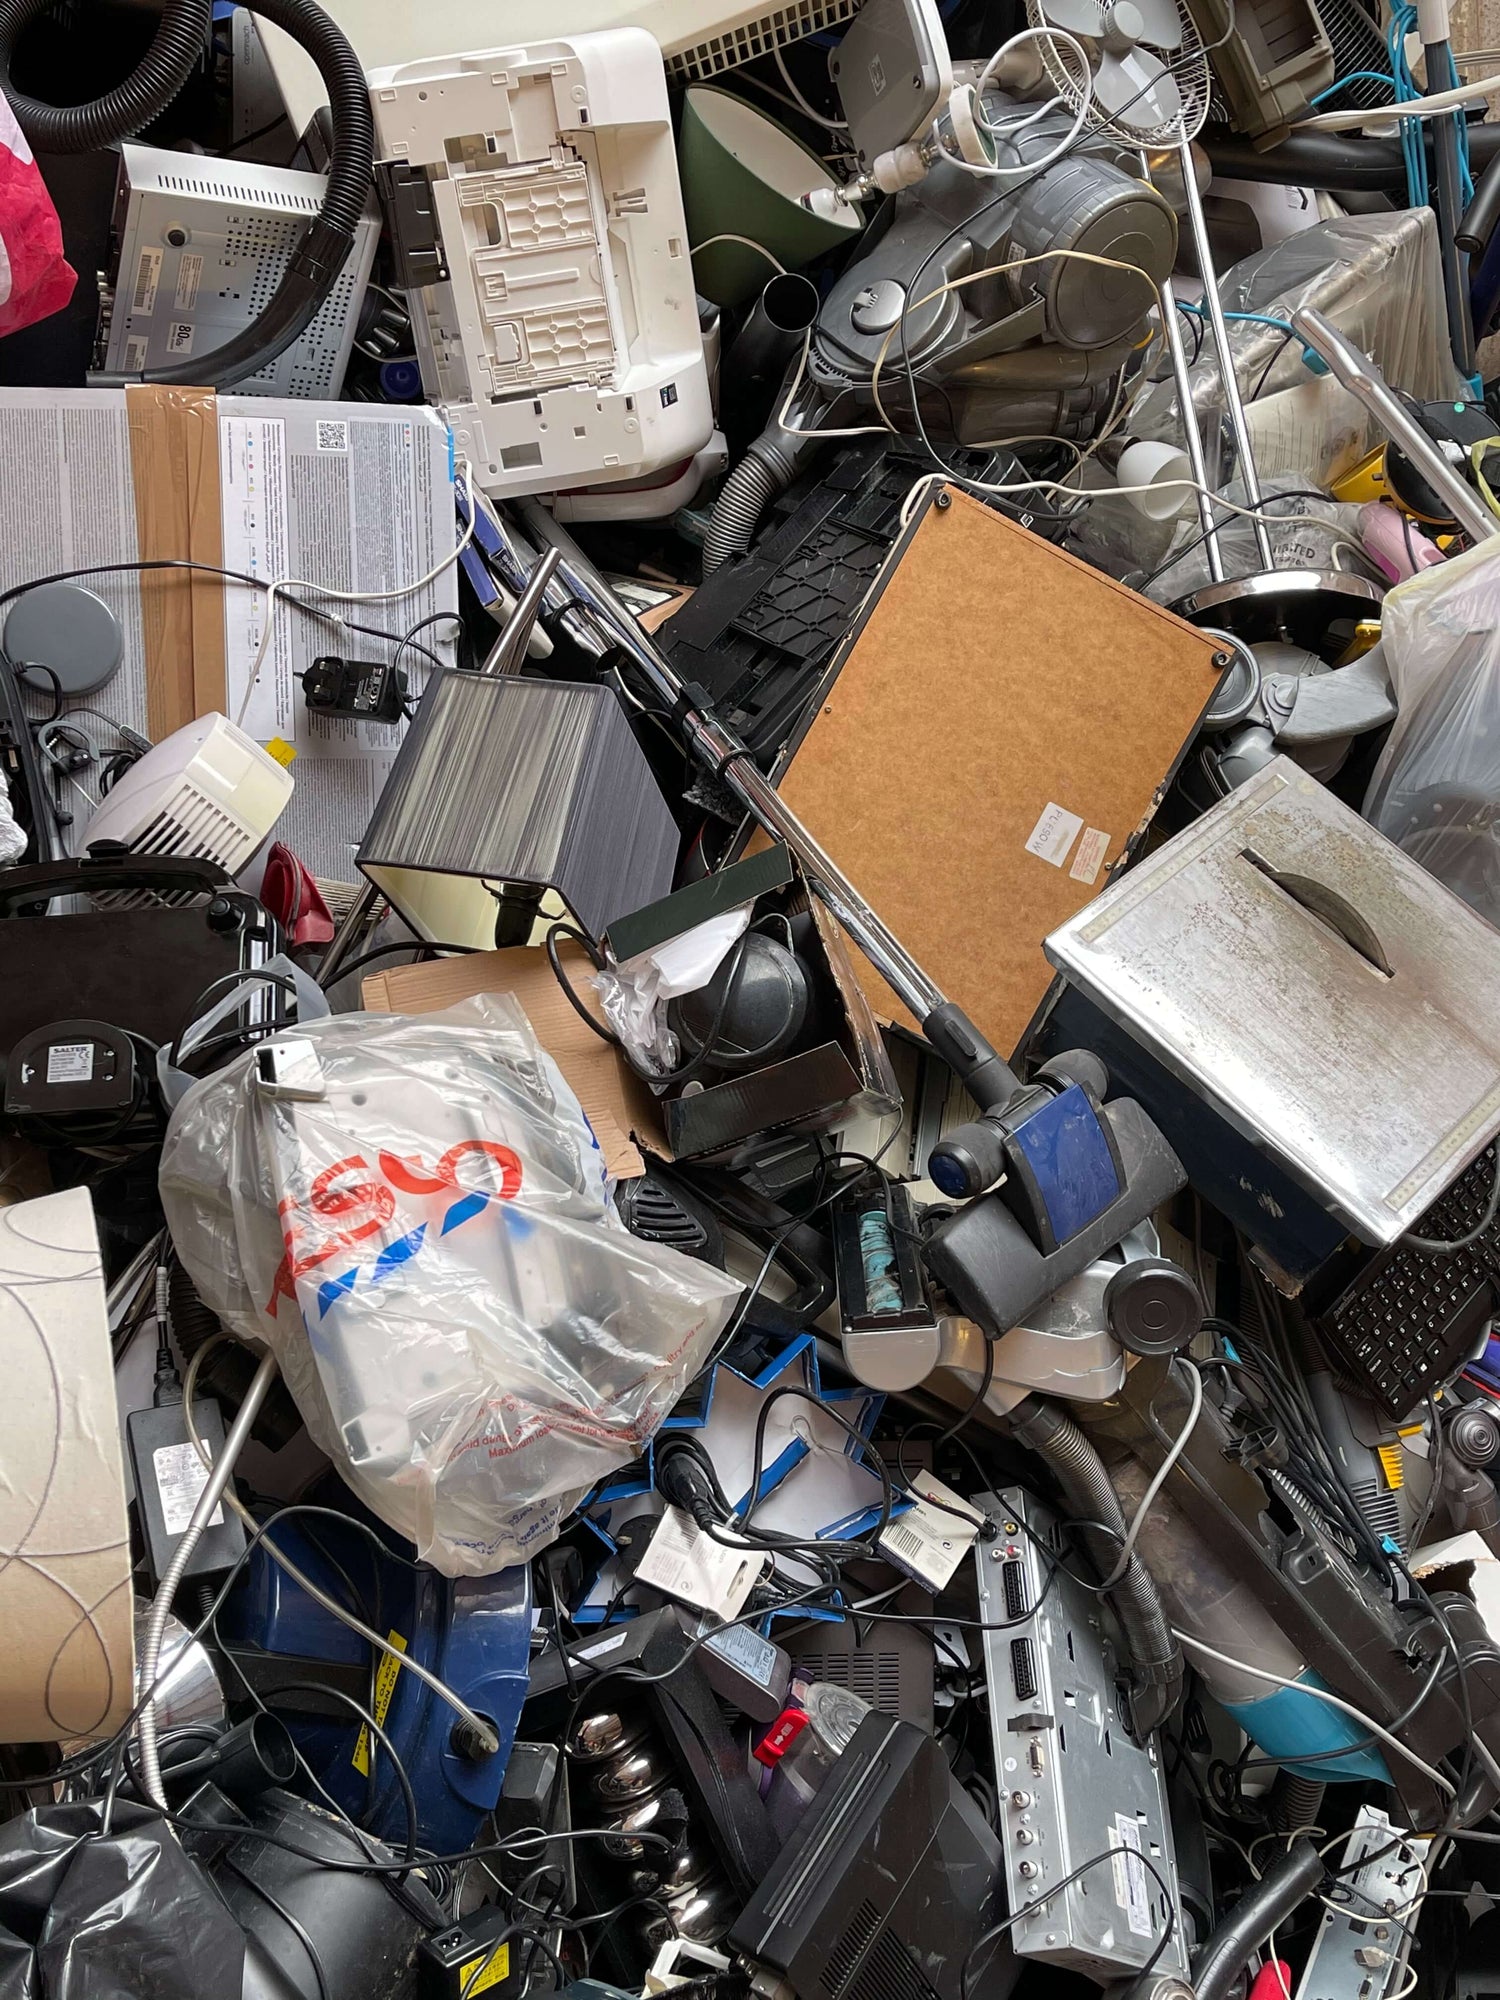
[[1135, 476, 1376, 606], [1132, 208, 1464, 487], [1363, 540, 1500, 927], [159, 994, 742, 1575]]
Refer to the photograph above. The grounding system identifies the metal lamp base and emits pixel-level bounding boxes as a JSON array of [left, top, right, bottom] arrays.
[[1173, 568, 1384, 655]]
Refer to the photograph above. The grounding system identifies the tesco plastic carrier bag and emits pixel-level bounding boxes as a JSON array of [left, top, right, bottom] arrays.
[[159, 994, 741, 1575]]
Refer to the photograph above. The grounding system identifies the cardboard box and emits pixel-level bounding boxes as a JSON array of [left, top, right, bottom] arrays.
[[364, 850, 901, 1170], [364, 937, 664, 1180]]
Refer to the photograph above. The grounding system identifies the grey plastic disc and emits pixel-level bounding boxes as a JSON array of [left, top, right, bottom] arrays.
[[4, 582, 124, 696]]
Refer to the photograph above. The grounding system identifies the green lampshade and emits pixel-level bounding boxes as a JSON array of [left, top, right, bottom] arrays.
[[680, 85, 863, 309]]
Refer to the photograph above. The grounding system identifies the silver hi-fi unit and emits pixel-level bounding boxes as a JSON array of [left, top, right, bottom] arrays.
[[975, 1487, 1192, 1985], [95, 144, 380, 399]]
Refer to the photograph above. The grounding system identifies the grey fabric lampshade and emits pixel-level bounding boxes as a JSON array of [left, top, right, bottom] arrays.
[[359, 673, 679, 949]]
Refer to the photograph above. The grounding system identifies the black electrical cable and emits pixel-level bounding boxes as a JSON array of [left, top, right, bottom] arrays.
[[0, 557, 449, 674], [169, 968, 299, 1074], [392, 611, 467, 688], [545, 1561, 581, 1702], [1218, 1304, 1483, 1828], [221, 1855, 335, 2000], [316, 940, 479, 989], [735, 1382, 899, 1555], [1250, 330, 1296, 402], [1411, 1392, 1447, 1551], [161, 1811, 679, 1880], [544, 919, 761, 1089], [258, 1683, 420, 1866], [1406, 1146, 1500, 1255], [961, 1842, 1178, 1999], [462, 1924, 567, 1999]]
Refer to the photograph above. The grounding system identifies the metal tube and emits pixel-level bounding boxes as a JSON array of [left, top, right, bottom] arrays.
[[477, 497, 610, 659], [1179, 145, 1275, 572], [316, 878, 383, 984], [1291, 307, 1500, 542], [138, 1351, 280, 1808], [1157, 273, 1225, 581], [514, 499, 951, 1026], [479, 546, 560, 675], [1141, 153, 1223, 580]]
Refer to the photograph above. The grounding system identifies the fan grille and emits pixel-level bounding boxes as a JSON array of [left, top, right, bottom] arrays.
[[1024, 0, 1212, 145]]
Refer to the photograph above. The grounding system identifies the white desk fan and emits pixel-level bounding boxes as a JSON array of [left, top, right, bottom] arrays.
[[1022, 0, 1384, 646]]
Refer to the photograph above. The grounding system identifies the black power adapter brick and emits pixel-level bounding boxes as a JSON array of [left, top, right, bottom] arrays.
[[417, 1908, 521, 1999], [302, 655, 408, 724]]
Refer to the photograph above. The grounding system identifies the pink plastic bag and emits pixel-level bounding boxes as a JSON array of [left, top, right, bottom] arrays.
[[0, 89, 75, 337]]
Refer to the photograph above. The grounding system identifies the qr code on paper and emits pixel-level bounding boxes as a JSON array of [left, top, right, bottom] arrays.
[[316, 420, 350, 452]]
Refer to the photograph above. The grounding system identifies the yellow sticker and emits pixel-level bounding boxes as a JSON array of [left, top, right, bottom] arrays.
[[1377, 1443, 1405, 1491], [457, 1943, 510, 1995], [351, 1630, 407, 1776], [265, 736, 297, 768]]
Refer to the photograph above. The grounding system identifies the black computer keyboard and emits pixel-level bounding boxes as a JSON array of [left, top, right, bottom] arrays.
[[1315, 1145, 1500, 1419]]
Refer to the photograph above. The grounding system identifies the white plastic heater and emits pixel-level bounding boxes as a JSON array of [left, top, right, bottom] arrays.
[[84, 713, 294, 880]]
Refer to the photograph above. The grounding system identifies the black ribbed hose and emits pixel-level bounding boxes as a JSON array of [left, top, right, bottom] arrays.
[[1460, 153, 1500, 256], [169, 1260, 303, 1452], [703, 448, 788, 574], [0, 0, 210, 153], [1266, 1771, 1325, 1835], [1008, 1395, 1183, 1735], [61, 0, 374, 389], [1191, 1840, 1324, 2000]]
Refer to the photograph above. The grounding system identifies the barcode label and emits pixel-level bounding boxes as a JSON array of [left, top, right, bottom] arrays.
[[173, 251, 204, 311], [1113, 1814, 1153, 1938], [884, 1523, 927, 1561], [132, 246, 162, 314], [879, 1473, 984, 1590], [316, 420, 350, 452], [124, 336, 149, 372]]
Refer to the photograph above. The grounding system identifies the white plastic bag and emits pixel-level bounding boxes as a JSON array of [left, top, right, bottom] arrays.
[[593, 904, 752, 1075], [158, 994, 741, 1575], [1363, 540, 1500, 927]]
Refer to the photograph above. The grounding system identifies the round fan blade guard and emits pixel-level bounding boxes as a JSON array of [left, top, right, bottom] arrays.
[[1023, 0, 1212, 146]]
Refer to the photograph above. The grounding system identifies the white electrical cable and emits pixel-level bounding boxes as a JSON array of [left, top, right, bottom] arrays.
[[773, 44, 847, 128], [689, 233, 788, 276], [1098, 1362, 1203, 1590], [233, 457, 477, 731], [777, 327, 895, 441], [965, 26, 1096, 177], [1170, 1629, 1458, 1795], [1299, 65, 1500, 124], [181, 1334, 501, 1757], [864, 253, 1349, 529]]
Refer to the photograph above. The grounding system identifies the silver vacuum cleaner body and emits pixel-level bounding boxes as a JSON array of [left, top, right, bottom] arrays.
[[807, 106, 1178, 443]]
